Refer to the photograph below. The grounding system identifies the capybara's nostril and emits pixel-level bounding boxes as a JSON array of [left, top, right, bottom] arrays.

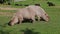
[[47, 16, 50, 19]]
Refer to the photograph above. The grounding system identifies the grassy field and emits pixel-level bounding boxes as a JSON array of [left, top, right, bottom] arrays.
[[0, 0, 60, 34]]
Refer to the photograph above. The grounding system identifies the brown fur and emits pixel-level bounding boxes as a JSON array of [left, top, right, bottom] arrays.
[[26, 5, 49, 21], [8, 8, 35, 26]]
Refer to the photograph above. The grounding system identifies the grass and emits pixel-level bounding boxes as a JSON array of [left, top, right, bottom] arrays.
[[0, 0, 60, 34]]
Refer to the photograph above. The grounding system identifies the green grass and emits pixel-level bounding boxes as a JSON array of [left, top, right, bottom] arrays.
[[0, 0, 60, 34]]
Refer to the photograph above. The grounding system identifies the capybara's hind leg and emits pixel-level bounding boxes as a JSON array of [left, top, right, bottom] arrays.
[[8, 16, 18, 26], [17, 16, 23, 24]]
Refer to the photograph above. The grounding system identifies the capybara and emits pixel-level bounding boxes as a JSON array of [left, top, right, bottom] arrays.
[[8, 8, 35, 26]]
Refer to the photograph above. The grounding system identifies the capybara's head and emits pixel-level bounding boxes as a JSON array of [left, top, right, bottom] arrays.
[[40, 13, 49, 22]]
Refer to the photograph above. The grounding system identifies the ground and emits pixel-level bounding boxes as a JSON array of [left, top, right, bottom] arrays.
[[0, 0, 60, 34]]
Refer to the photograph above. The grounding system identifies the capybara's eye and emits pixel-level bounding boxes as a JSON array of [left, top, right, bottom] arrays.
[[45, 14, 46, 15]]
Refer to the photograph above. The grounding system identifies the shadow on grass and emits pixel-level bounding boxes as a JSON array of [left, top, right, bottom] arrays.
[[22, 18, 33, 23], [21, 28, 40, 34]]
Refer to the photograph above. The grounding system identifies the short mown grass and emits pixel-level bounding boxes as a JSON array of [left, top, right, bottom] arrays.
[[0, 0, 60, 34]]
